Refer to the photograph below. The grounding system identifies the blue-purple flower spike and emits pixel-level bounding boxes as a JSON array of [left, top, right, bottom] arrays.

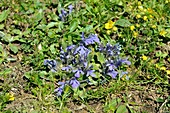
[[68, 4, 73, 14], [44, 59, 57, 72], [83, 34, 100, 46], [107, 70, 118, 78], [69, 78, 80, 88], [73, 68, 84, 78], [54, 82, 66, 96]]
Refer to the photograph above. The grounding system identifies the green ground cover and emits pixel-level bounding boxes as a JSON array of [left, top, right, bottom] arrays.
[[0, 0, 170, 112]]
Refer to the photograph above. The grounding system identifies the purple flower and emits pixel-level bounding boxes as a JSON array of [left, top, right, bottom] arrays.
[[74, 44, 91, 56], [66, 45, 75, 51], [106, 60, 117, 70], [68, 4, 73, 14], [83, 62, 88, 68], [116, 58, 131, 67], [81, 32, 85, 40], [69, 78, 80, 88], [61, 9, 67, 17], [83, 34, 100, 46], [73, 68, 84, 78], [54, 82, 66, 96], [59, 9, 67, 21], [44, 59, 57, 72], [86, 70, 96, 77], [62, 65, 72, 71], [107, 70, 118, 78]]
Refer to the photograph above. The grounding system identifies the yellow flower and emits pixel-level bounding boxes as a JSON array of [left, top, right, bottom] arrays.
[[165, 0, 170, 3], [160, 66, 166, 70], [149, 15, 153, 18], [130, 25, 135, 31], [137, 1, 142, 6], [105, 20, 114, 29], [136, 14, 141, 19], [152, 25, 156, 29], [106, 30, 111, 35], [143, 9, 147, 12], [136, 24, 140, 28], [166, 70, 170, 74], [155, 64, 159, 68], [7, 93, 15, 101], [133, 31, 138, 38], [138, 6, 143, 10], [147, 8, 153, 14], [143, 16, 147, 21], [142, 55, 147, 60], [112, 26, 118, 31], [159, 30, 167, 37]]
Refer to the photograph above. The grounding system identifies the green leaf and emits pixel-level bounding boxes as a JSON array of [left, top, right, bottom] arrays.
[[116, 105, 128, 113], [9, 44, 18, 54], [46, 22, 57, 29], [50, 44, 56, 54], [0, 44, 3, 52], [12, 29, 21, 35], [96, 52, 105, 64], [35, 9, 44, 22], [69, 19, 79, 32], [0, 31, 5, 38], [115, 19, 131, 27], [0, 24, 4, 29], [0, 9, 10, 22]]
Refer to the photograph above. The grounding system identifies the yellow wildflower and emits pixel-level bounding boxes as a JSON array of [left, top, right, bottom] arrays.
[[143, 9, 147, 12], [160, 66, 166, 70], [152, 25, 156, 29], [7, 93, 15, 101], [133, 31, 138, 38], [165, 0, 170, 3], [113, 26, 118, 32], [142, 55, 147, 60], [105, 20, 114, 29], [155, 64, 159, 68], [159, 30, 167, 37], [136, 14, 141, 19], [137, 1, 142, 6], [166, 70, 170, 74], [130, 25, 135, 31], [138, 6, 143, 10], [149, 15, 153, 18], [136, 24, 140, 28], [143, 16, 147, 21], [106, 30, 111, 35], [147, 8, 153, 14]]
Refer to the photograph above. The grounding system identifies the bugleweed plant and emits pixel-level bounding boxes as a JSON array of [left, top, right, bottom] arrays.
[[44, 31, 131, 96]]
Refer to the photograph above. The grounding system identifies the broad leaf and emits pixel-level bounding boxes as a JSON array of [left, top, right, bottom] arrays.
[[116, 105, 128, 113], [115, 19, 131, 27], [69, 19, 79, 32], [0, 9, 10, 22], [9, 44, 18, 54]]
